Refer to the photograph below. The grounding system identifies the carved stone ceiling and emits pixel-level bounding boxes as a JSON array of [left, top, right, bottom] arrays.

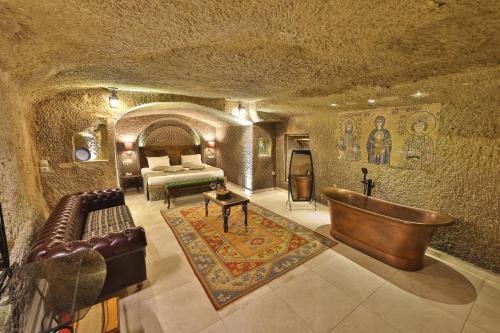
[[1, 1, 499, 114]]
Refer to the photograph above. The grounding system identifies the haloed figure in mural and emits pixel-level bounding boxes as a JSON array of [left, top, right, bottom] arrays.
[[338, 119, 360, 161], [367, 116, 392, 165], [403, 114, 435, 171]]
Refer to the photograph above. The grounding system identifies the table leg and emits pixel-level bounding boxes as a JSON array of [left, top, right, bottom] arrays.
[[242, 203, 248, 227], [136, 178, 140, 192], [204, 198, 210, 217], [223, 207, 231, 232]]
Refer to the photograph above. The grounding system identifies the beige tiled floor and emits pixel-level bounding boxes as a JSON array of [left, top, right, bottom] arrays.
[[119, 184, 500, 333]]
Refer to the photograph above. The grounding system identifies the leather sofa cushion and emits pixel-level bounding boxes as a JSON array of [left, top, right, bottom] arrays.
[[83, 205, 135, 240]]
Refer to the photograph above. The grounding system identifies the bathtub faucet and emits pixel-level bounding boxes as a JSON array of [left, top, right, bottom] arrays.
[[361, 168, 375, 196]]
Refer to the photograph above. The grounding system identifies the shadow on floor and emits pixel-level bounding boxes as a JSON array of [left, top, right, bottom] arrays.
[[389, 256, 478, 304], [314, 224, 333, 239], [314, 224, 478, 305]]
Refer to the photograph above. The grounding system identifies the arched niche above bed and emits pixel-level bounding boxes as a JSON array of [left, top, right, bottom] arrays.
[[135, 119, 204, 168], [137, 119, 201, 147], [144, 126, 195, 146]]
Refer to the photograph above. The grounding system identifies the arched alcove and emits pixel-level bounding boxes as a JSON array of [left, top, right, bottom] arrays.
[[137, 118, 202, 147], [114, 109, 214, 177]]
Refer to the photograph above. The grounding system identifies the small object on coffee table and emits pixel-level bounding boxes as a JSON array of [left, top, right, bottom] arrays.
[[215, 189, 231, 200], [203, 191, 249, 232]]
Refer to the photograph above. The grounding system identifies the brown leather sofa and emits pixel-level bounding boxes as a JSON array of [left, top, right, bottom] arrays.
[[27, 188, 147, 299]]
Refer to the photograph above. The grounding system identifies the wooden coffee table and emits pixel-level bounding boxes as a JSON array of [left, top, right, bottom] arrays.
[[203, 191, 250, 232]]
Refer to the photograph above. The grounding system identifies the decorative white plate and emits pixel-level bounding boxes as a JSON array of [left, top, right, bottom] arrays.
[[75, 147, 91, 161]]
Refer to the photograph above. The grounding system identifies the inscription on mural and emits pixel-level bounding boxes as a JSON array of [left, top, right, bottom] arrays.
[[337, 104, 440, 171]]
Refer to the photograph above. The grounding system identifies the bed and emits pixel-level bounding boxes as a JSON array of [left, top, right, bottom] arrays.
[[139, 145, 225, 200]]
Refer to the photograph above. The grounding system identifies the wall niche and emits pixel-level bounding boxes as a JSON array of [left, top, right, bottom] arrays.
[[258, 136, 272, 157], [72, 119, 109, 162]]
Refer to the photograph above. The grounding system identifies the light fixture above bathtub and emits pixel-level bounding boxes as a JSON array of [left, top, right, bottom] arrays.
[[108, 88, 120, 108]]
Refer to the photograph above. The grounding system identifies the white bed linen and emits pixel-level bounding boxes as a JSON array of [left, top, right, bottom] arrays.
[[141, 165, 224, 186]]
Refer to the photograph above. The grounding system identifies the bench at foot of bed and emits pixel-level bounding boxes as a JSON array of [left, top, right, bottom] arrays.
[[164, 177, 226, 208]]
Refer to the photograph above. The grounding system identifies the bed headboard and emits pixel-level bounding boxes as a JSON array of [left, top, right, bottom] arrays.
[[139, 145, 201, 169]]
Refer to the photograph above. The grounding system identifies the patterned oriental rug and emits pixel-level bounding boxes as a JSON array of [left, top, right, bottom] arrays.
[[161, 202, 336, 309]]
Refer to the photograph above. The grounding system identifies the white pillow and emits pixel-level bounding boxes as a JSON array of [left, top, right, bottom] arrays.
[[181, 154, 202, 166], [147, 156, 170, 169]]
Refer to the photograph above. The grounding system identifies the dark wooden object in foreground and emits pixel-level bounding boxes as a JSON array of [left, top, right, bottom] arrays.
[[120, 174, 142, 192], [163, 178, 225, 208]]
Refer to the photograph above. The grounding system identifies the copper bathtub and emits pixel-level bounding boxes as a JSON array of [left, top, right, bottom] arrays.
[[322, 187, 455, 271]]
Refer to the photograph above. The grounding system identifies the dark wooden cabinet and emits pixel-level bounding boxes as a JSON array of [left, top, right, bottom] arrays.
[[120, 175, 142, 192]]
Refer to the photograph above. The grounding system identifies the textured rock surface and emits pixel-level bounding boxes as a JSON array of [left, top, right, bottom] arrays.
[[217, 124, 275, 190], [275, 68, 500, 272], [34, 91, 118, 209], [0, 74, 47, 263], [217, 126, 254, 188], [1, 1, 499, 107]]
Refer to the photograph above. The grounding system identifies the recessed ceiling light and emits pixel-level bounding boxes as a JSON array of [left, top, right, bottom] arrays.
[[367, 99, 376, 104], [411, 91, 427, 98], [330, 103, 339, 107]]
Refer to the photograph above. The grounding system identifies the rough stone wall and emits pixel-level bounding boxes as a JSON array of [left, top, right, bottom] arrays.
[[2, 1, 499, 108], [216, 126, 253, 189], [34, 91, 118, 209], [275, 69, 500, 272], [0, 74, 47, 264], [217, 124, 276, 190]]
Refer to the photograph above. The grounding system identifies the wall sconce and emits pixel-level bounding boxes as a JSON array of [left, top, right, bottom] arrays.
[[207, 141, 216, 148], [238, 103, 247, 118], [232, 103, 248, 118], [39, 159, 51, 173], [124, 142, 134, 155], [109, 88, 120, 108]]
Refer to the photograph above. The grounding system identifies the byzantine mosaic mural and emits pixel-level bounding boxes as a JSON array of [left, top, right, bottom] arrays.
[[337, 104, 440, 171]]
